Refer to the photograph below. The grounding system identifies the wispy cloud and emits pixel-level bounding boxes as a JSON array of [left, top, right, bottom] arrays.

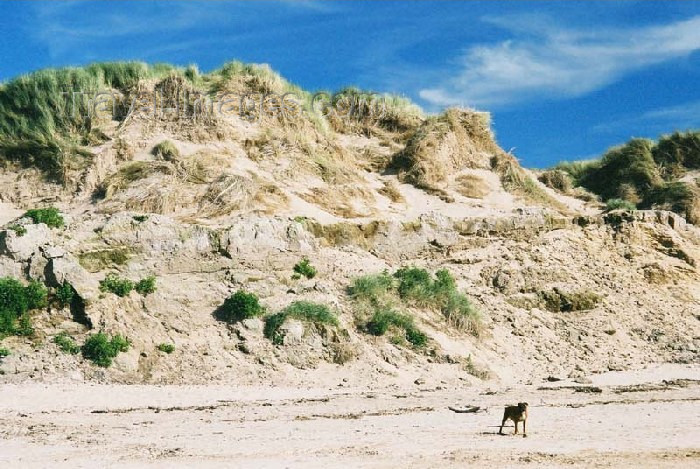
[[593, 100, 700, 134], [420, 15, 700, 109]]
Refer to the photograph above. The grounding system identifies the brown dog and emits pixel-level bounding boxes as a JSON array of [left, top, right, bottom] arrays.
[[499, 402, 528, 437]]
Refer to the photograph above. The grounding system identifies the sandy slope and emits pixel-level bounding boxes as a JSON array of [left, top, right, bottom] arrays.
[[1, 365, 698, 468]]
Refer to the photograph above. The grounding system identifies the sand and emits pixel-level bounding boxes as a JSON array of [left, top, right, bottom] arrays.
[[1, 364, 698, 468]]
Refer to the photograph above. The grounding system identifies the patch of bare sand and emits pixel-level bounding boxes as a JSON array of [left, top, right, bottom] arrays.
[[1, 365, 698, 468]]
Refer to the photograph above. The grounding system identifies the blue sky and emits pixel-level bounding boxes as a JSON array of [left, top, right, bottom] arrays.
[[1, 1, 700, 167]]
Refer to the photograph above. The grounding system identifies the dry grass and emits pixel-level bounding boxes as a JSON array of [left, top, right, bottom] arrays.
[[201, 173, 288, 216], [394, 108, 499, 192], [454, 174, 489, 199], [491, 153, 567, 211], [300, 185, 376, 218], [538, 169, 572, 193], [378, 179, 405, 203]]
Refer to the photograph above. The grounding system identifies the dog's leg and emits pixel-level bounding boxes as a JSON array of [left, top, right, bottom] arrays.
[[513, 419, 518, 435], [499, 416, 506, 435], [523, 418, 527, 438]]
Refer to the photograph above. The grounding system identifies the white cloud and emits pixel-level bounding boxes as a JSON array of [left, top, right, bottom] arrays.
[[420, 16, 700, 109]]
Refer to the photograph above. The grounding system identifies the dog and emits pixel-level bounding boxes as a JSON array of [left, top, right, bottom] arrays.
[[499, 402, 528, 437]]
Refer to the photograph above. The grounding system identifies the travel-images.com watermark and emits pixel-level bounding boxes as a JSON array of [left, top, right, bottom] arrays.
[[62, 89, 392, 122]]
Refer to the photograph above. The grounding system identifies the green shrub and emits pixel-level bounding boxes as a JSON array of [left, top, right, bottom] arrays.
[[652, 131, 700, 176], [0, 347, 9, 357], [135, 276, 157, 296], [605, 198, 637, 212], [264, 301, 338, 345], [55, 281, 75, 308], [365, 309, 427, 347], [53, 332, 80, 354], [219, 290, 264, 323], [99, 274, 134, 297], [23, 207, 64, 228], [642, 182, 699, 222], [579, 139, 662, 202], [8, 224, 27, 237], [152, 140, 179, 160], [293, 258, 317, 279], [394, 267, 433, 304], [157, 343, 175, 354], [0, 278, 47, 335], [81, 332, 130, 367], [132, 215, 148, 223]]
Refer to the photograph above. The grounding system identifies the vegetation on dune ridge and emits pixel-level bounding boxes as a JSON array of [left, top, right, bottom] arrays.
[[554, 130, 700, 223], [0, 60, 425, 181]]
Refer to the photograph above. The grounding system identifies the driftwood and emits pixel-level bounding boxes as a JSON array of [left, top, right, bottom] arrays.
[[448, 405, 482, 414]]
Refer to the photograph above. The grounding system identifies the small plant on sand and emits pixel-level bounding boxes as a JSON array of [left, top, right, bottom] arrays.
[[99, 274, 134, 297], [81, 332, 130, 367], [135, 276, 157, 296], [0, 347, 9, 357], [292, 258, 317, 280], [53, 332, 80, 355], [157, 343, 175, 354], [264, 301, 338, 345], [23, 207, 64, 228], [218, 290, 264, 323]]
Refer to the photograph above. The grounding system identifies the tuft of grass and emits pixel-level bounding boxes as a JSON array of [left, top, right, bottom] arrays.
[[99, 274, 134, 297], [7, 224, 27, 237], [0, 277, 47, 336], [652, 131, 700, 178], [293, 258, 317, 279], [156, 343, 175, 354], [23, 207, 64, 228], [263, 301, 338, 345], [135, 276, 157, 296], [81, 332, 130, 367], [0, 347, 9, 357], [152, 140, 180, 161], [349, 272, 395, 303], [132, 215, 148, 223], [538, 169, 573, 193], [53, 332, 80, 354], [218, 290, 264, 323]]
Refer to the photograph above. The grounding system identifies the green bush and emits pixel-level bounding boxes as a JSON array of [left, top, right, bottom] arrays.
[[538, 169, 573, 193], [264, 301, 338, 345], [293, 258, 317, 279], [652, 131, 700, 176], [219, 290, 264, 323], [135, 276, 157, 296], [99, 274, 134, 297], [157, 343, 175, 354], [394, 267, 433, 304], [81, 332, 130, 367], [53, 332, 80, 354], [605, 198, 637, 212], [365, 309, 427, 347], [23, 207, 64, 228], [151, 140, 179, 160], [0, 277, 47, 335], [0, 347, 9, 357], [55, 281, 75, 308]]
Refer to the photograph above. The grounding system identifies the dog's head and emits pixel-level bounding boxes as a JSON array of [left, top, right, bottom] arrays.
[[517, 402, 528, 411]]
